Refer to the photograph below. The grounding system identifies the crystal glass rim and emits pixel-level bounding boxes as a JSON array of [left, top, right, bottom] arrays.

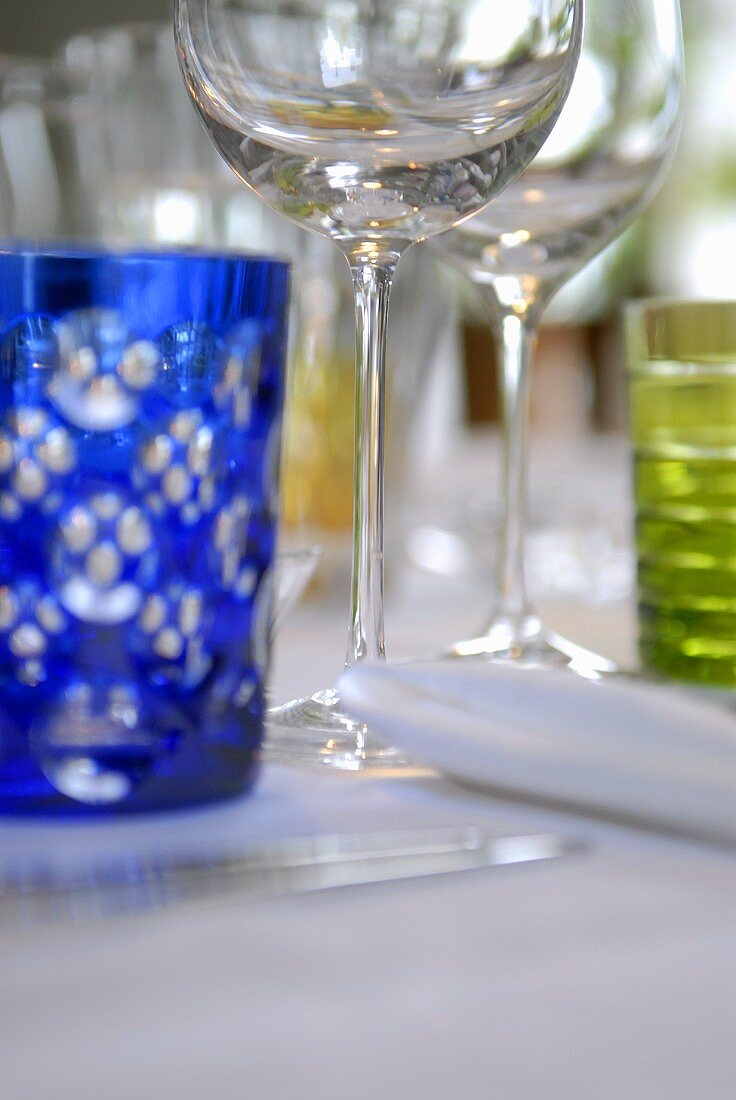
[[625, 298, 736, 362], [0, 239, 291, 271], [625, 297, 736, 315]]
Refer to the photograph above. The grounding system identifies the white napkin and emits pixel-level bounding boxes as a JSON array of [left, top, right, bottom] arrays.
[[339, 662, 736, 846]]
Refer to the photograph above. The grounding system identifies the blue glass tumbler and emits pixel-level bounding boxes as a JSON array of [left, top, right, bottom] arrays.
[[0, 245, 289, 813]]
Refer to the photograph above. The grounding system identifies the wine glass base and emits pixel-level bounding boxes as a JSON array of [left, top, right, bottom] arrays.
[[448, 618, 616, 675], [264, 687, 417, 772]]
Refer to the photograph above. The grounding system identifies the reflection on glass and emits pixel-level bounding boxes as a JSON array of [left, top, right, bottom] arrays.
[[433, 0, 684, 671]]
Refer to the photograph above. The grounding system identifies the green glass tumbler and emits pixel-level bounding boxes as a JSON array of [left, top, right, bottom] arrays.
[[626, 299, 736, 686]]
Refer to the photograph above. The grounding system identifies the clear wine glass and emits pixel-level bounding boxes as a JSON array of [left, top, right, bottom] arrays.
[[433, 0, 683, 671], [175, 0, 582, 768]]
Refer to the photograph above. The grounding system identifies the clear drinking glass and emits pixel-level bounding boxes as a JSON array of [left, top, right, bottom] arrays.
[[175, 0, 582, 768], [433, 0, 684, 671]]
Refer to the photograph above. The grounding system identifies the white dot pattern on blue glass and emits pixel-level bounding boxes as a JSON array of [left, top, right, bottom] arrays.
[[49, 490, 160, 625], [132, 407, 226, 526], [49, 309, 159, 432], [0, 405, 78, 520], [128, 580, 214, 690], [0, 578, 71, 686]]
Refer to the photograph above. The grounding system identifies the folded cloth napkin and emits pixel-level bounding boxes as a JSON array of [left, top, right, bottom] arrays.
[[339, 662, 736, 846]]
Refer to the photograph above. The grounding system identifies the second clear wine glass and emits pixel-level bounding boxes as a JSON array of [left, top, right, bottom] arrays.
[[176, 0, 582, 767], [433, 0, 684, 671]]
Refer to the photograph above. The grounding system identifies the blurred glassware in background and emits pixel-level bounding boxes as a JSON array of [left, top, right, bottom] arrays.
[[431, 0, 683, 670], [0, 54, 93, 240], [402, 431, 635, 609], [58, 22, 289, 251], [0, 149, 11, 236], [271, 547, 323, 635], [648, 1, 736, 299]]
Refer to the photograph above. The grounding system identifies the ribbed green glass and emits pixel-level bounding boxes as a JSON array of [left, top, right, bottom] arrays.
[[627, 300, 736, 685]]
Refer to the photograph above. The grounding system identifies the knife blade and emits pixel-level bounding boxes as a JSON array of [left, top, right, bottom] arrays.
[[0, 827, 583, 927]]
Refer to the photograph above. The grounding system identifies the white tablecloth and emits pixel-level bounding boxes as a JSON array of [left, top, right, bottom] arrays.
[[2, 763, 734, 1100], [1, 435, 735, 1100]]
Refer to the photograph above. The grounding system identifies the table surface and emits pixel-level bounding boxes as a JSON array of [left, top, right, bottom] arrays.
[[1, 434, 735, 1100]]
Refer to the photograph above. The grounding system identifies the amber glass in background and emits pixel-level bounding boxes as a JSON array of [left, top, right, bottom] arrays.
[[627, 300, 736, 686]]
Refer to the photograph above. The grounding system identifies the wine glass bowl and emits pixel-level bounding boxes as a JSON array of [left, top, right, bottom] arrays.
[[441, 2, 683, 292], [175, 0, 583, 767], [176, 0, 582, 248], [433, 0, 684, 670]]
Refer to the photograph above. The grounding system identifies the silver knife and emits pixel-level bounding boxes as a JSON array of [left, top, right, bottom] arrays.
[[0, 827, 583, 927]]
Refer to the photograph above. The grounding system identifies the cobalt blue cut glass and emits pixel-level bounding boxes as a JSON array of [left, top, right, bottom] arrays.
[[0, 245, 289, 813]]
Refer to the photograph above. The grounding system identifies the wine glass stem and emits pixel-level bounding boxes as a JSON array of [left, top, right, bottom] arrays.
[[488, 306, 540, 636], [344, 250, 399, 669]]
